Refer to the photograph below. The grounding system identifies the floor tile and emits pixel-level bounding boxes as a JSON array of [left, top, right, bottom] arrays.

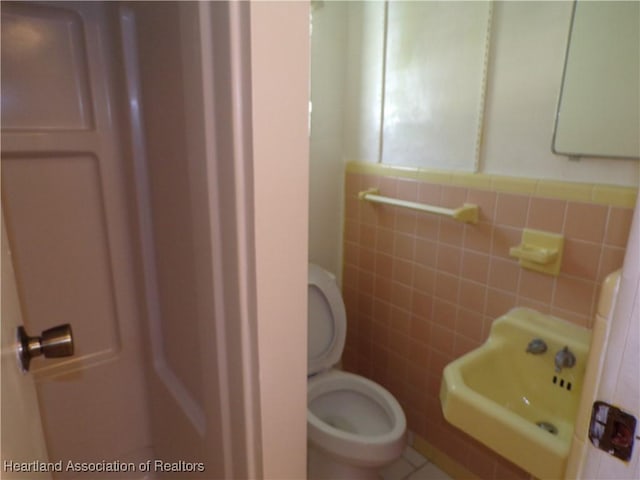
[[405, 462, 453, 480], [402, 446, 428, 468], [380, 457, 415, 480]]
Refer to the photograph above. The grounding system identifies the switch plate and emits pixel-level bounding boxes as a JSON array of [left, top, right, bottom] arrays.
[[589, 401, 637, 462]]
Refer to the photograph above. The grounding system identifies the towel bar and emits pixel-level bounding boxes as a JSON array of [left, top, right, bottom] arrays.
[[358, 188, 479, 224]]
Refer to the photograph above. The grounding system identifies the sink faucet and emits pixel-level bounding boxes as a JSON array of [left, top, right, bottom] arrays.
[[555, 346, 576, 372], [526, 338, 547, 354]]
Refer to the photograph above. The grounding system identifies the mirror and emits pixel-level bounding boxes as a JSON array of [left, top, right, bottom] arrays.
[[382, 1, 492, 170], [553, 0, 640, 159]]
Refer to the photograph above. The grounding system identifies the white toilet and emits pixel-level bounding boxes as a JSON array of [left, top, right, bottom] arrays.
[[307, 264, 407, 480]]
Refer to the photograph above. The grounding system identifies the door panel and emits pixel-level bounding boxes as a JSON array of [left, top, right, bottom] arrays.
[[2, 155, 120, 373], [1, 2, 151, 474], [1, 3, 93, 131]]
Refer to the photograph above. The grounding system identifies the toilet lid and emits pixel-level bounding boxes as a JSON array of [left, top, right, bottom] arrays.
[[308, 264, 346, 376]]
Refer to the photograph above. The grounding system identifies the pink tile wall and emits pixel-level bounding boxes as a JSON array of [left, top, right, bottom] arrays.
[[341, 171, 635, 480]]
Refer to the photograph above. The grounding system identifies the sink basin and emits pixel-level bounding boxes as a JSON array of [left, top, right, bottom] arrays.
[[440, 307, 591, 480]]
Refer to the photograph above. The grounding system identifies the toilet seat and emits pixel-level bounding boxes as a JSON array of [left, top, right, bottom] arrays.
[[308, 264, 346, 376]]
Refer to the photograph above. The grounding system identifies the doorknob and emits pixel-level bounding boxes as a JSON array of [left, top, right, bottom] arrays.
[[17, 324, 74, 372]]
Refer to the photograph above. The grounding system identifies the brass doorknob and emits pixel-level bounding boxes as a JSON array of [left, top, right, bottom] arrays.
[[17, 324, 74, 372]]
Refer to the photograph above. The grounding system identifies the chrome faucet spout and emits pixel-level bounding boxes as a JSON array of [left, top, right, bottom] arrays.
[[555, 346, 576, 373], [526, 338, 547, 354]]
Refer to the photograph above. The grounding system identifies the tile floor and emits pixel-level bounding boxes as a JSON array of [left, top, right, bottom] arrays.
[[380, 445, 452, 480]]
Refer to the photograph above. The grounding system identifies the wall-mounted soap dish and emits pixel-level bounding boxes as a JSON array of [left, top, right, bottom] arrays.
[[510, 229, 564, 276]]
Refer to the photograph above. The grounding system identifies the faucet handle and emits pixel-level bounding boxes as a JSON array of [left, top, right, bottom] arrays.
[[526, 338, 547, 354], [555, 346, 576, 372]]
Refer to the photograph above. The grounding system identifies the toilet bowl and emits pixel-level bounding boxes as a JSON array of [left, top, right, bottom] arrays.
[[307, 264, 407, 480]]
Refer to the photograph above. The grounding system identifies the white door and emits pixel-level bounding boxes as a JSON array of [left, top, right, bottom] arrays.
[[3, 2, 260, 479], [1, 214, 51, 480], [1, 1, 151, 472]]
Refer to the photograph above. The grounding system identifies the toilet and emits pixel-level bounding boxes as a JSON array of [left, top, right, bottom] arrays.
[[307, 264, 407, 480]]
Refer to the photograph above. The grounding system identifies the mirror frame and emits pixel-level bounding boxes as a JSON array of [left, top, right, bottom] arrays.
[[552, 0, 640, 160]]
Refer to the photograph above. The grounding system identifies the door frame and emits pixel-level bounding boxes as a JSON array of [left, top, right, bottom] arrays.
[[198, 2, 310, 478]]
